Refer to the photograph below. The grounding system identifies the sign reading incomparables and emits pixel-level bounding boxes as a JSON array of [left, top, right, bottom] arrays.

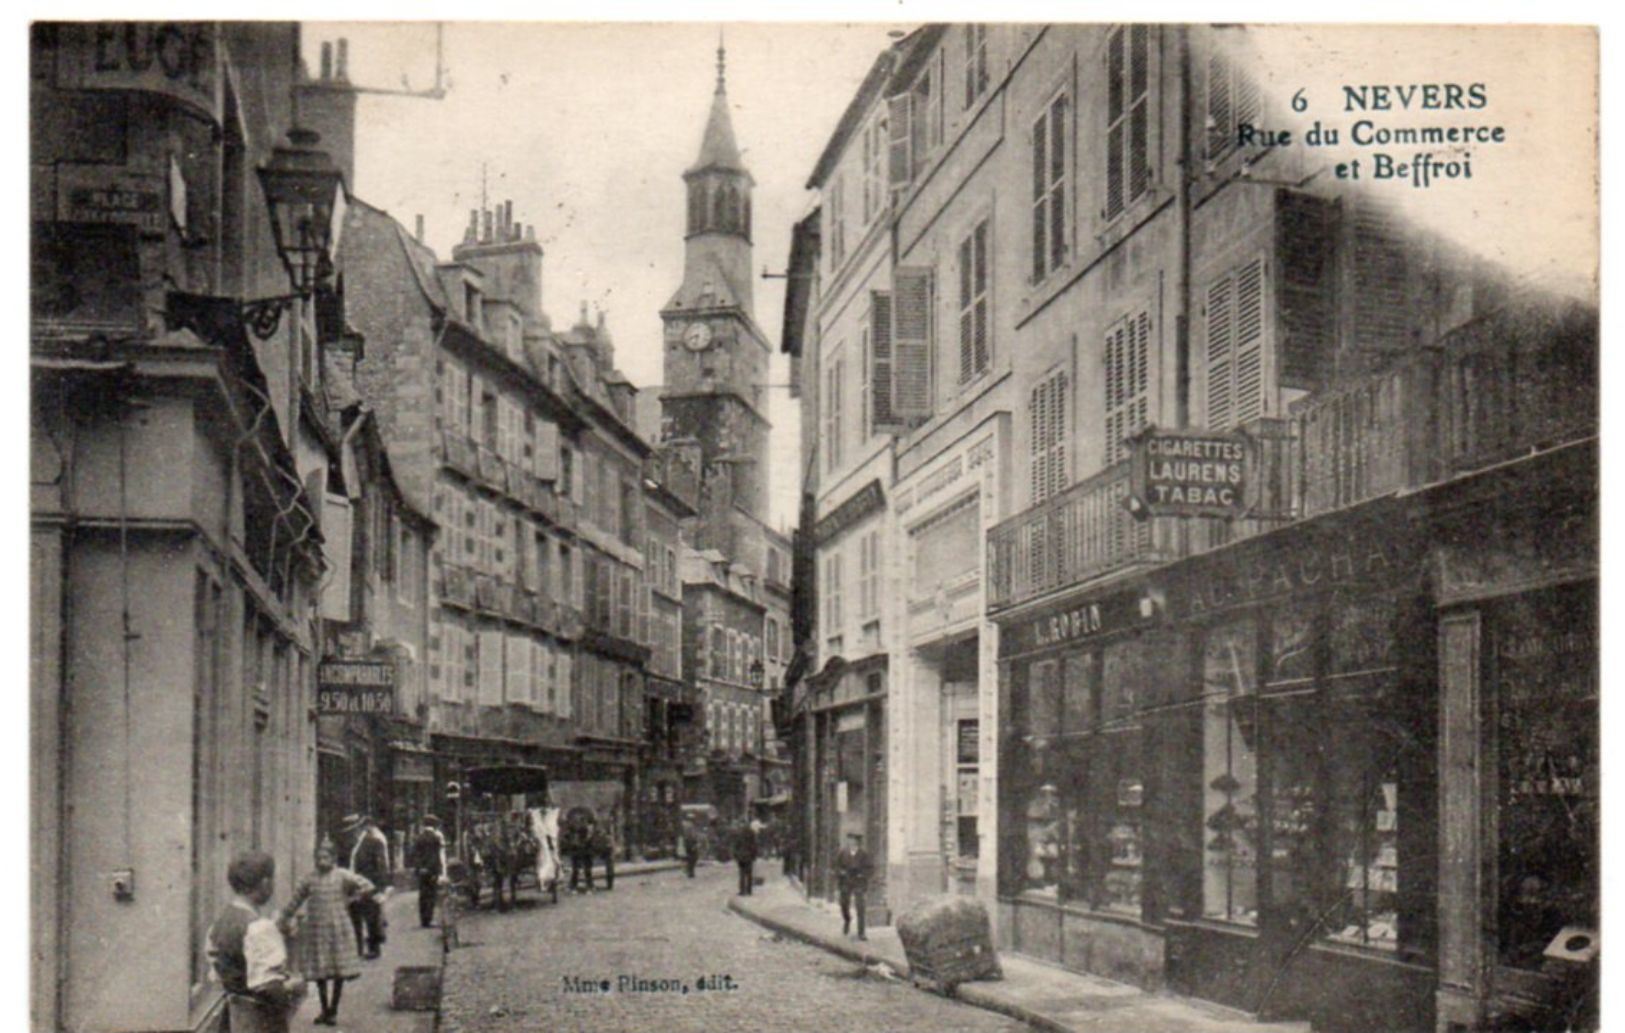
[[317, 659, 395, 715], [1131, 429, 1252, 518]]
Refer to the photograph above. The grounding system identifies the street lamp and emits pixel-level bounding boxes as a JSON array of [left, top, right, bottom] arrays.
[[748, 659, 765, 690], [258, 127, 346, 293], [240, 126, 347, 338]]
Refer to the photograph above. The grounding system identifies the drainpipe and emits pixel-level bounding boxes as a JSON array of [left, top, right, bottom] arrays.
[[1174, 26, 1194, 429]]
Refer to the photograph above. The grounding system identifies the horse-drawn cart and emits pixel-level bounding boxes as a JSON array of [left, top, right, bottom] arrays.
[[451, 765, 563, 913]]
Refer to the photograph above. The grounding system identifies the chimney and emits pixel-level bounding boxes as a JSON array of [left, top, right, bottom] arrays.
[[415, 214, 425, 242], [505, 200, 514, 238], [465, 209, 478, 243], [320, 41, 333, 81], [336, 39, 349, 82], [483, 208, 493, 243], [525, 225, 535, 241]]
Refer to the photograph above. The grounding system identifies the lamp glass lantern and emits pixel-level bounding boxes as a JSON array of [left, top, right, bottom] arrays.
[[257, 127, 347, 295], [749, 659, 765, 690]]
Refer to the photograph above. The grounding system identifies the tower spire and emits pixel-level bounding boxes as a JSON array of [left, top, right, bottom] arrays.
[[716, 28, 726, 94]]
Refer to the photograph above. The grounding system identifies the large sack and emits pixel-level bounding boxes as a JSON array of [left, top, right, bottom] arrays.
[[896, 895, 1002, 992]]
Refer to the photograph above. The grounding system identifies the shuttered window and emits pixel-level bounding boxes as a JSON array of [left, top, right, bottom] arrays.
[[892, 267, 934, 420], [1105, 25, 1151, 222], [478, 629, 503, 705], [964, 24, 989, 109], [868, 291, 895, 430], [1105, 310, 1151, 466], [888, 93, 913, 196], [862, 112, 887, 225], [823, 349, 845, 473], [858, 529, 881, 621], [534, 419, 559, 481], [1032, 92, 1070, 282], [506, 634, 531, 706], [1205, 48, 1262, 164], [1205, 257, 1267, 430], [958, 220, 991, 383], [829, 176, 847, 268], [1030, 367, 1070, 503]]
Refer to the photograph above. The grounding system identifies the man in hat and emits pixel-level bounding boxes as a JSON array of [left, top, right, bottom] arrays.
[[835, 831, 873, 940], [409, 816, 448, 928], [342, 814, 391, 958]]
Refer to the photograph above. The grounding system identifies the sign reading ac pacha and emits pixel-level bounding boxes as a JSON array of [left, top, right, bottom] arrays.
[[317, 659, 395, 715], [1131, 428, 1252, 518]]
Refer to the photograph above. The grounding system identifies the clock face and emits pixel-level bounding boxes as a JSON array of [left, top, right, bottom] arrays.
[[683, 321, 714, 352]]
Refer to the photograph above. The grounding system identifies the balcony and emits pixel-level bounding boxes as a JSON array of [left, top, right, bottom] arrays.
[[1298, 300, 1595, 517], [987, 460, 1180, 612], [476, 444, 510, 494], [443, 433, 479, 481], [989, 301, 1595, 613]]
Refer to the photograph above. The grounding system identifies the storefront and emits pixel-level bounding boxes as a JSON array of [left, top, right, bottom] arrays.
[[1158, 499, 1438, 1033], [995, 498, 1442, 1032], [1429, 442, 1597, 1033], [994, 581, 1172, 989], [803, 654, 888, 922]]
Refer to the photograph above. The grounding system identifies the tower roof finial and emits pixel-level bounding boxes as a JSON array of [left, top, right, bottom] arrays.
[[716, 27, 726, 94]]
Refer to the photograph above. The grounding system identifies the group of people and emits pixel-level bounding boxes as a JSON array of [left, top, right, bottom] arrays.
[[205, 813, 450, 1031], [561, 808, 619, 892]]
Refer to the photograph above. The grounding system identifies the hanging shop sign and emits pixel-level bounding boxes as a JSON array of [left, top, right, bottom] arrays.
[[1130, 429, 1251, 518], [317, 658, 396, 715], [813, 479, 886, 545]]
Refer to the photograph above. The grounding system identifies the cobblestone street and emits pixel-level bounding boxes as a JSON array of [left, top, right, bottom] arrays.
[[439, 864, 1032, 1033]]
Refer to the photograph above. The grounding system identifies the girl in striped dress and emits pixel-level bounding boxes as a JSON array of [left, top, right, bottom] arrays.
[[281, 840, 373, 1026]]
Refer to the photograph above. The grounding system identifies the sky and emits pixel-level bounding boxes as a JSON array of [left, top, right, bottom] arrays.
[[301, 22, 906, 530]]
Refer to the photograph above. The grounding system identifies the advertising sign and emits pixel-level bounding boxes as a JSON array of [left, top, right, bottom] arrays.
[[57, 22, 221, 124], [1131, 428, 1252, 518], [316, 659, 395, 715]]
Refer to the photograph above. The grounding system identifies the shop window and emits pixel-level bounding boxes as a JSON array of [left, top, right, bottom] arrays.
[[1202, 618, 1259, 926], [1493, 586, 1597, 971], [957, 718, 980, 859], [1322, 594, 1404, 950]]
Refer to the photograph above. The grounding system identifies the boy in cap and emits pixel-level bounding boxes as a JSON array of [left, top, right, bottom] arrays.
[[835, 832, 872, 940]]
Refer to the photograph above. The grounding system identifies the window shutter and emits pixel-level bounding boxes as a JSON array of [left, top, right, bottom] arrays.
[[534, 420, 559, 481], [1031, 111, 1049, 282], [1128, 26, 1151, 201], [870, 291, 898, 429], [1105, 311, 1151, 466], [1030, 370, 1069, 504], [1206, 52, 1232, 161], [1106, 29, 1125, 220], [1206, 274, 1235, 430], [1234, 257, 1266, 424], [892, 266, 934, 421], [478, 629, 503, 705], [887, 93, 913, 193]]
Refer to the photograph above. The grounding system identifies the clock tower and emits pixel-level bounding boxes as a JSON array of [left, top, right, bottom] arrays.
[[661, 41, 772, 551]]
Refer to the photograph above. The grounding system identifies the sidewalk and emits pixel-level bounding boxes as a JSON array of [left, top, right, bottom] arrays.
[[290, 888, 440, 1033], [729, 876, 1309, 1033]]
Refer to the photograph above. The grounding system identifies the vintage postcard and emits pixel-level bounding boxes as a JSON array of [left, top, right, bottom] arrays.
[[28, 18, 1597, 1033]]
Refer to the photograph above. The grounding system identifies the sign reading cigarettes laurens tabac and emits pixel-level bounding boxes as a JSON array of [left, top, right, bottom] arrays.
[[1130, 429, 1252, 518]]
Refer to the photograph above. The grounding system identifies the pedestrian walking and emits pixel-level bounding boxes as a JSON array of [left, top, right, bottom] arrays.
[[679, 820, 699, 878], [592, 818, 616, 891], [410, 815, 449, 928], [835, 832, 872, 940], [206, 850, 305, 1033], [342, 814, 391, 958], [732, 820, 759, 896], [565, 810, 596, 892], [280, 840, 372, 1026]]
